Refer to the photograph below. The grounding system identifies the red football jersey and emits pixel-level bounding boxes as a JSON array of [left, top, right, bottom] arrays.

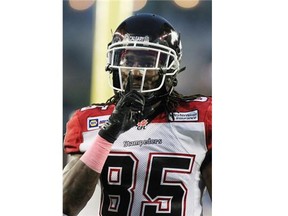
[[64, 96, 212, 216]]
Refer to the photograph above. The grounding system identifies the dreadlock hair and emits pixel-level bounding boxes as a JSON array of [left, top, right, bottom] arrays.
[[90, 92, 120, 107], [92, 90, 205, 121], [164, 90, 205, 121]]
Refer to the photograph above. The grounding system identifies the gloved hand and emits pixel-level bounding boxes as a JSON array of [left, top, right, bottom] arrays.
[[98, 73, 145, 143]]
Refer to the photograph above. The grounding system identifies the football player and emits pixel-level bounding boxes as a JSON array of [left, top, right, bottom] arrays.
[[63, 13, 212, 216]]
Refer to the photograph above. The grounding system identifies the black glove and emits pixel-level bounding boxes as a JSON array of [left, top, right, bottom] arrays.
[[98, 73, 145, 143]]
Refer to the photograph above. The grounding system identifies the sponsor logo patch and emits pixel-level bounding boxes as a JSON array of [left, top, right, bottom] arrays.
[[89, 118, 98, 127], [87, 115, 110, 130], [169, 110, 199, 121]]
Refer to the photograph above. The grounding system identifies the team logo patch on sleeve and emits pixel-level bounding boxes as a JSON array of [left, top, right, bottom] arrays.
[[87, 115, 110, 130], [169, 110, 199, 121]]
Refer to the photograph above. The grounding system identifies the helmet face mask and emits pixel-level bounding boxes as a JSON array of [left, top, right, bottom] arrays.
[[107, 40, 180, 93], [106, 13, 182, 101]]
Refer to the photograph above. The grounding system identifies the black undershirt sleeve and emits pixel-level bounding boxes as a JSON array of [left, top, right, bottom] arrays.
[[200, 149, 212, 173]]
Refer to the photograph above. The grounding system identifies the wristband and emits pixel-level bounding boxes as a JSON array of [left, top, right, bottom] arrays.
[[80, 134, 112, 173]]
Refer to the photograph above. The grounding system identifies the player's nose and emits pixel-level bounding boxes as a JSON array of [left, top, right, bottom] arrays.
[[129, 69, 143, 78], [127, 70, 143, 88]]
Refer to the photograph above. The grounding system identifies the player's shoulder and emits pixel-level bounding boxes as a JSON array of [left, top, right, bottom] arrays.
[[80, 103, 114, 113], [165, 95, 211, 122], [70, 103, 114, 122], [67, 103, 115, 132], [189, 95, 212, 103]]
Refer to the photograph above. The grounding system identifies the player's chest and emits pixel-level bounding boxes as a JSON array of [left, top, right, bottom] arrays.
[[107, 122, 208, 177], [112, 122, 207, 154]]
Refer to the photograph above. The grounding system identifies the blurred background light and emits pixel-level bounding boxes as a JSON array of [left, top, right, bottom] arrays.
[[173, 0, 199, 9], [69, 0, 95, 11], [68, 0, 200, 11], [90, 0, 133, 103], [133, 0, 148, 11]]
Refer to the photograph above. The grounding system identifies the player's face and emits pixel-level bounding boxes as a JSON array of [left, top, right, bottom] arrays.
[[120, 69, 160, 91], [119, 50, 162, 92]]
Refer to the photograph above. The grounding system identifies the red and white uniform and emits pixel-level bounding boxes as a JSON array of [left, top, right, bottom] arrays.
[[64, 96, 212, 216]]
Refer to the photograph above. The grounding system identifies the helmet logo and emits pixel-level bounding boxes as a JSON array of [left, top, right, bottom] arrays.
[[170, 30, 179, 45], [124, 34, 149, 42], [137, 119, 149, 130]]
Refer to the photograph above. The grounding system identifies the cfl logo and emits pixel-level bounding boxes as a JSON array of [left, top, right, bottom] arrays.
[[137, 119, 148, 130]]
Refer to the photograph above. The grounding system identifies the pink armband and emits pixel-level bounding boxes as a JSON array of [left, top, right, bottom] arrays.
[[80, 134, 112, 173]]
